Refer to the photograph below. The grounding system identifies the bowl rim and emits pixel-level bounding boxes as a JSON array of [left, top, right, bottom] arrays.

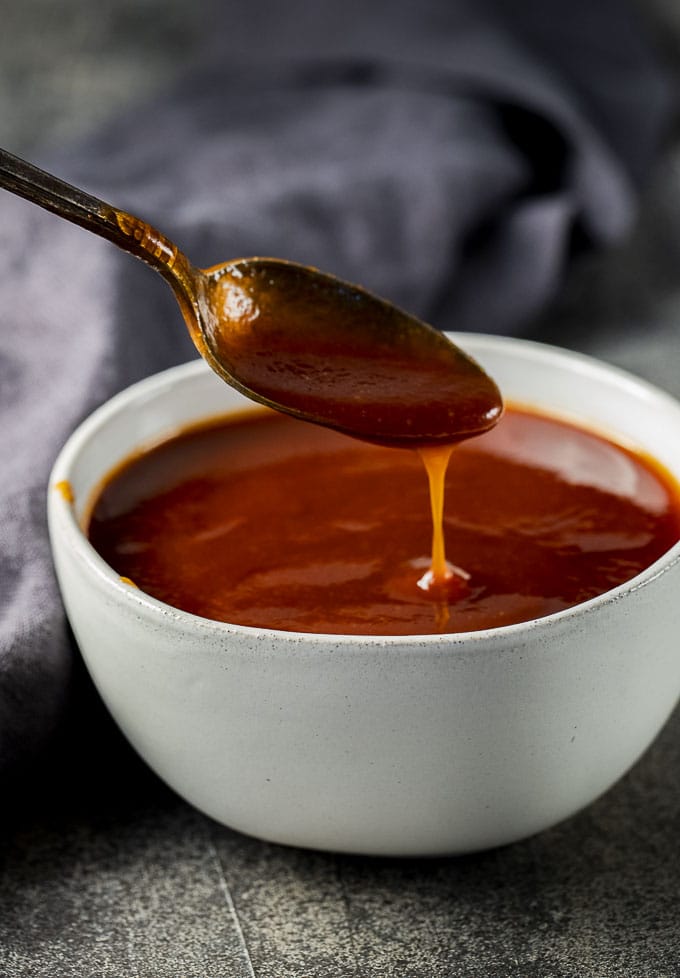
[[48, 333, 680, 649]]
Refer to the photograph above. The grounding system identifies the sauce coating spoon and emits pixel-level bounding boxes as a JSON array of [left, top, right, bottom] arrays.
[[0, 147, 502, 448]]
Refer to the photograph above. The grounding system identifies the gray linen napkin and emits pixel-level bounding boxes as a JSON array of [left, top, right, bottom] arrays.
[[0, 0, 673, 781]]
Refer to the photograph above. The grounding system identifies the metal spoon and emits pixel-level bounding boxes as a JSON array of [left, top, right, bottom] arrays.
[[0, 147, 502, 447]]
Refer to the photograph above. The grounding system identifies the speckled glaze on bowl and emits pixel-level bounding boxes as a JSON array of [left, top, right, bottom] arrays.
[[47, 335, 680, 856]]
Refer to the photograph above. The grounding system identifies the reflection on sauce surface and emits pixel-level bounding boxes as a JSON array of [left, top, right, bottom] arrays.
[[86, 406, 680, 635]]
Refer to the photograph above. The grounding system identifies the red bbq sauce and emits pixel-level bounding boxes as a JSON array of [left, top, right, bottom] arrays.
[[86, 405, 680, 635]]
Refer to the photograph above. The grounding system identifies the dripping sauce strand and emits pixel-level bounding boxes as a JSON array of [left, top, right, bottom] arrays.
[[416, 444, 472, 630], [418, 445, 453, 585]]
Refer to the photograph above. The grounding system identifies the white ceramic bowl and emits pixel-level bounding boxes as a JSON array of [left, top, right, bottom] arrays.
[[47, 335, 680, 856]]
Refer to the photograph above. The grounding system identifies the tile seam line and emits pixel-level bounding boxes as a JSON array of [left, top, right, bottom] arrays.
[[335, 858, 362, 977], [205, 832, 257, 978]]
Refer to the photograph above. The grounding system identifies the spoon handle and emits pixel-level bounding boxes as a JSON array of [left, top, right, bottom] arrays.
[[0, 147, 187, 280]]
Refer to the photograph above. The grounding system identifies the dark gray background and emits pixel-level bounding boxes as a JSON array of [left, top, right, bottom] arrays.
[[2, 2, 680, 976]]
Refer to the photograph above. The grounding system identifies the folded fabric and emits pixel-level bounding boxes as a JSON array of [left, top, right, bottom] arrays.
[[0, 0, 673, 782]]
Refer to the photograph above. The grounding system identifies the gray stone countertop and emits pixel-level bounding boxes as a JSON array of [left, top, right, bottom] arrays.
[[2, 2, 680, 975]]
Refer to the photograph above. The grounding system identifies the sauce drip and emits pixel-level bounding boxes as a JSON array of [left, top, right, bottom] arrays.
[[86, 405, 680, 636], [418, 445, 455, 587], [203, 266, 504, 592]]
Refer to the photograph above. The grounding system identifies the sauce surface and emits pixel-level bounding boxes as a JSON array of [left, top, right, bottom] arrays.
[[86, 406, 680, 635]]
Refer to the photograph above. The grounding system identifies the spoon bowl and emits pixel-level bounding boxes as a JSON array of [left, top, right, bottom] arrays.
[[197, 256, 501, 444]]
